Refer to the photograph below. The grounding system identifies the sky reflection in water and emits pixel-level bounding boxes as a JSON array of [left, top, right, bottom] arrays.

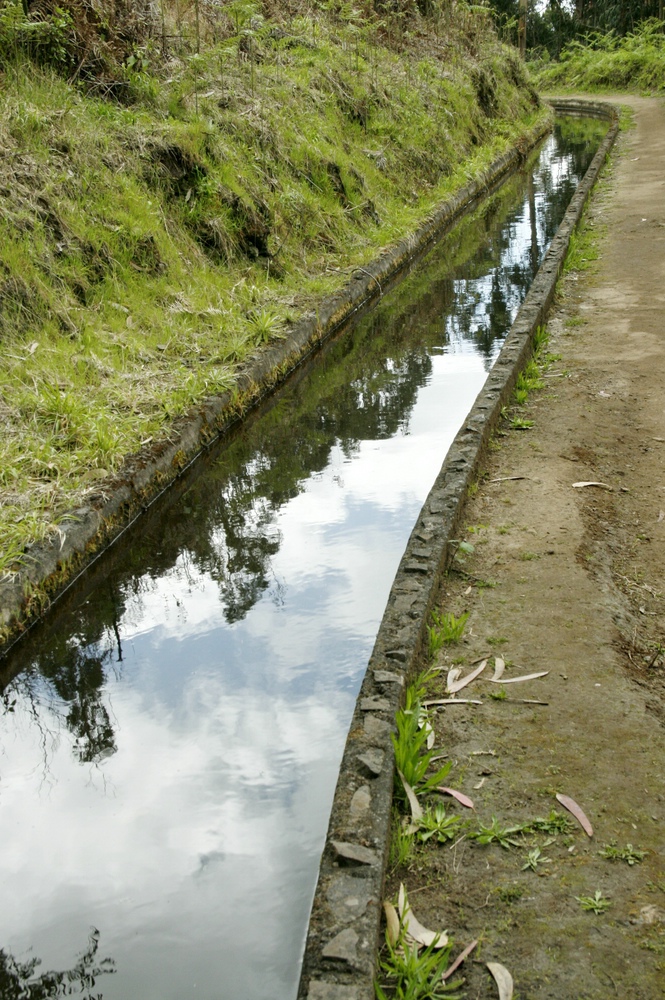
[[0, 120, 606, 1000]]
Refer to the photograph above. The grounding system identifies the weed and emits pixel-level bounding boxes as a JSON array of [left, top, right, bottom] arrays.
[[247, 308, 283, 345], [510, 416, 534, 431], [427, 624, 446, 659], [429, 611, 469, 646], [576, 890, 611, 915], [393, 677, 451, 801], [466, 524, 488, 534], [525, 810, 573, 835], [474, 578, 496, 590], [416, 803, 464, 845], [470, 816, 526, 849], [390, 810, 416, 869], [519, 551, 540, 561], [486, 636, 508, 647], [489, 687, 507, 701], [521, 847, 551, 871], [495, 884, 523, 904], [599, 842, 646, 865], [376, 933, 463, 1000]]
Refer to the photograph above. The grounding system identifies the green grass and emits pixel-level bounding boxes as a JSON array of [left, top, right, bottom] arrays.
[[393, 694, 452, 802], [564, 221, 601, 273], [429, 610, 469, 647], [0, 8, 550, 577], [599, 842, 646, 865]]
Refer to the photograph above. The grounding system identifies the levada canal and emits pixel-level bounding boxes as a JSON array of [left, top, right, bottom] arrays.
[[0, 117, 606, 1000]]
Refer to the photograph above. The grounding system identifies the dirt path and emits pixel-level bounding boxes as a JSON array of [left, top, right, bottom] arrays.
[[385, 96, 665, 998]]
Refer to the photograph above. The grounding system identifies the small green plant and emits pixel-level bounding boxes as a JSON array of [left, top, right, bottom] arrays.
[[451, 539, 475, 564], [525, 810, 573, 835], [521, 847, 551, 872], [599, 842, 646, 866], [247, 308, 283, 344], [393, 679, 451, 801], [519, 551, 540, 561], [427, 623, 446, 659], [576, 890, 611, 915], [495, 884, 523, 904], [390, 810, 416, 869], [486, 636, 508, 647], [416, 803, 464, 845], [489, 687, 507, 701], [510, 416, 534, 431], [429, 610, 469, 646], [470, 816, 526, 849], [376, 934, 463, 1000]]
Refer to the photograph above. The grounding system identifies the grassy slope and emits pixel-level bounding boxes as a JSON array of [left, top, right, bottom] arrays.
[[0, 6, 546, 576], [532, 18, 665, 92]]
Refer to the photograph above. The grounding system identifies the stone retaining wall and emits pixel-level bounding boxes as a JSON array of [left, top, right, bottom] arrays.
[[297, 99, 619, 1000]]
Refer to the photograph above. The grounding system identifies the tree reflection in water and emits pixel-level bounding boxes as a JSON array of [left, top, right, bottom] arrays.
[[0, 928, 115, 999]]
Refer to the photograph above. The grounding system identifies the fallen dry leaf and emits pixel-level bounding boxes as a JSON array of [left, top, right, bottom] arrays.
[[448, 660, 487, 694], [490, 476, 528, 483], [447, 667, 461, 690], [397, 884, 448, 949], [572, 481, 612, 490], [490, 671, 549, 684], [398, 770, 423, 823], [424, 698, 482, 707], [384, 901, 400, 947], [492, 657, 505, 682], [442, 939, 478, 980], [487, 961, 513, 999], [437, 787, 475, 809], [556, 793, 593, 837], [473, 777, 486, 790]]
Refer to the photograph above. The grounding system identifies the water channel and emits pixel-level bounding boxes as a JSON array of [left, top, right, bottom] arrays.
[[0, 117, 607, 1000]]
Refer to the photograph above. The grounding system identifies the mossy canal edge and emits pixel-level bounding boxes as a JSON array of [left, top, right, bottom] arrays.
[[297, 98, 619, 1000]]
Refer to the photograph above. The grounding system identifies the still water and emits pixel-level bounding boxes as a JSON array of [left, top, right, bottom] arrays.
[[0, 118, 606, 1000]]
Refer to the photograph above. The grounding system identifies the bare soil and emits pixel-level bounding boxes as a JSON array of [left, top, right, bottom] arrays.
[[385, 96, 665, 999]]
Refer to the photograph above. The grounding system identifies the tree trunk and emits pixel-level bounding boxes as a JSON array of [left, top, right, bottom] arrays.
[[519, 0, 527, 59]]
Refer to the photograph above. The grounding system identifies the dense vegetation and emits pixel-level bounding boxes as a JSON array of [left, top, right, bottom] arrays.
[[0, 0, 547, 584], [533, 17, 665, 91], [487, 1, 665, 57]]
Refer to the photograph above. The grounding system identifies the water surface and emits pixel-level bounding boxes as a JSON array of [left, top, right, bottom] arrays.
[[0, 118, 606, 1000]]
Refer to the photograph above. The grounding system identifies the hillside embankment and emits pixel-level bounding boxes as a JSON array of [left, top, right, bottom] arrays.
[[0, 3, 548, 645], [379, 95, 665, 999]]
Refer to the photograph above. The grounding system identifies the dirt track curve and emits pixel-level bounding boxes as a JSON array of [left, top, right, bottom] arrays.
[[385, 96, 665, 999]]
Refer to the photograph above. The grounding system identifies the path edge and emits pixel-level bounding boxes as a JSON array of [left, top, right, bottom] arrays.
[[297, 98, 619, 1000]]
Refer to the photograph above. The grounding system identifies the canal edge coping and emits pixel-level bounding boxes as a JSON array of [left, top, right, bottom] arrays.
[[0, 112, 556, 652], [297, 98, 620, 1000]]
